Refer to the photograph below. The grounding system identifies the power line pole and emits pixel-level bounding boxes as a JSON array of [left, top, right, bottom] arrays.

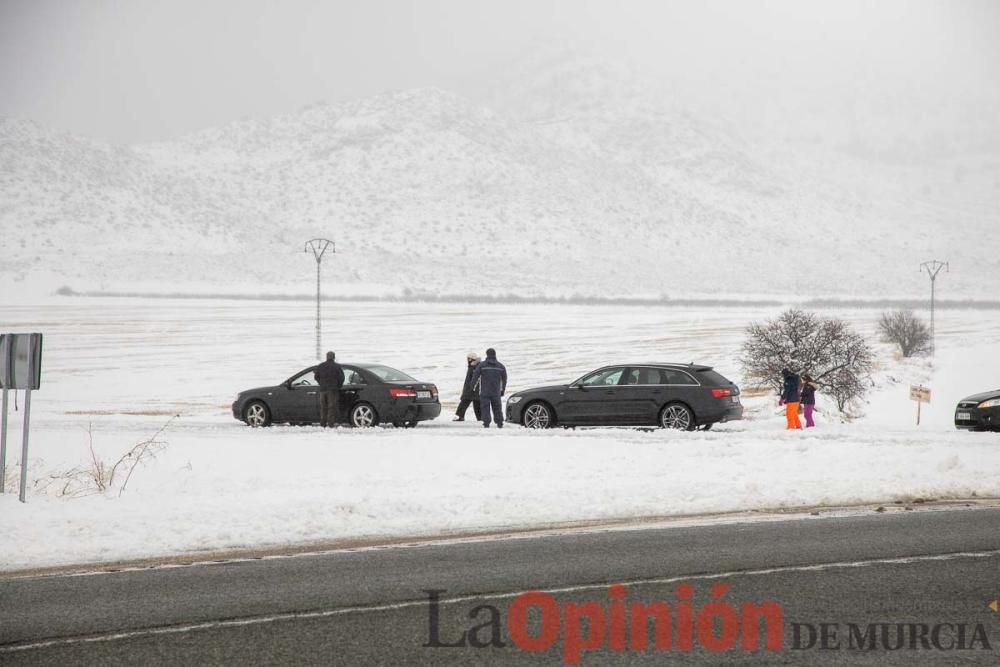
[[920, 259, 948, 355], [305, 239, 334, 360]]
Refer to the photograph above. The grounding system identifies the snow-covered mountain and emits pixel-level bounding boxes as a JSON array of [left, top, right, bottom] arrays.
[[1, 55, 997, 300]]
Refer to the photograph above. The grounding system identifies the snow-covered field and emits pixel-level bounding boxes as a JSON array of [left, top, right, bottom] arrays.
[[1, 297, 998, 571]]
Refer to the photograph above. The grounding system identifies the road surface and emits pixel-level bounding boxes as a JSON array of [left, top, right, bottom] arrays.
[[2, 506, 1000, 665]]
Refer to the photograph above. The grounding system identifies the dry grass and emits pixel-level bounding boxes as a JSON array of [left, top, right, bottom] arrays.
[[37, 415, 178, 498]]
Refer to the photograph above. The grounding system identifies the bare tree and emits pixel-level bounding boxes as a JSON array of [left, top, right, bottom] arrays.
[[877, 309, 931, 358], [741, 309, 875, 413]]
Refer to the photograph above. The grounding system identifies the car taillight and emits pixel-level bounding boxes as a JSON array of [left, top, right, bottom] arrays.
[[431, 386, 438, 398], [389, 388, 417, 398], [711, 388, 732, 398]]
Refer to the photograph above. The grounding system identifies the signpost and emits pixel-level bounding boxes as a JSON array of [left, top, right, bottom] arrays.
[[0, 333, 43, 502], [0, 343, 6, 495], [909, 384, 931, 426]]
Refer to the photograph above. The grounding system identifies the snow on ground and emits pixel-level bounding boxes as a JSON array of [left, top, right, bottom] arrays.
[[1, 297, 998, 571]]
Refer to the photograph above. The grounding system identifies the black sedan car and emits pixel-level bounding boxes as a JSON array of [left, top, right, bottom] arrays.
[[506, 363, 743, 430], [954, 389, 1000, 431], [232, 363, 441, 428]]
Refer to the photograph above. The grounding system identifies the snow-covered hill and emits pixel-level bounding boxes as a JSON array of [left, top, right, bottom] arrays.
[[1, 55, 998, 300]]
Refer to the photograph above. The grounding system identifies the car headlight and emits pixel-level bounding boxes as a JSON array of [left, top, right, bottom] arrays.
[[508, 396, 523, 404], [978, 398, 1000, 409]]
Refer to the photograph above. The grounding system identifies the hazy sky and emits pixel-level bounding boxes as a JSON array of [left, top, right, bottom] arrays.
[[1, 0, 997, 144]]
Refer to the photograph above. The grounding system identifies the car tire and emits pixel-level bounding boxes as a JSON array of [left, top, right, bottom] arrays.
[[523, 401, 555, 429], [350, 403, 378, 428], [660, 403, 695, 431], [244, 400, 272, 428]]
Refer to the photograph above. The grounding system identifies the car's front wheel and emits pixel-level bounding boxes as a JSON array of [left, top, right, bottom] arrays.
[[523, 402, 555, 429], [350, 403, 378, 428], [660, 403, 694, 431], [244, 400, 271, 428]]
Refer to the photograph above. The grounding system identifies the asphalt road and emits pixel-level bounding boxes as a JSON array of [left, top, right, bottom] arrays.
[[2, 507, 1000, 665]]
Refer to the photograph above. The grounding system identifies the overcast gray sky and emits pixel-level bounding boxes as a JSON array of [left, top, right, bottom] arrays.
[[1, 0, 997, 144]]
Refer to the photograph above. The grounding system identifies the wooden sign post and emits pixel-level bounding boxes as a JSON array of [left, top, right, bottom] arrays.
[[909, 384, 931, 425]]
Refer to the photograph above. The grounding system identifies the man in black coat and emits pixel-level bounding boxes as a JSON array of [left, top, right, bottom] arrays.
[[454, 352, 482, 422], [314, 351, 345, 427], [471, 347, 507, 428]]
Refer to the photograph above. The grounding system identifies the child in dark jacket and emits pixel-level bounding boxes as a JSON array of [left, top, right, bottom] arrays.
[[800, 375, 818, 428]]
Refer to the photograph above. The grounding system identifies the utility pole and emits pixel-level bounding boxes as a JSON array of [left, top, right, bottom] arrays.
[[305, 239, 334, 360], [920, 260, 948, 355]]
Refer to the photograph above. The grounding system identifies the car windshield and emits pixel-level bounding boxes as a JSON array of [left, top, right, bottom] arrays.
[[288, 367, 317, 386], [361, 364, 416, 382], [580, 367, 625, 386]]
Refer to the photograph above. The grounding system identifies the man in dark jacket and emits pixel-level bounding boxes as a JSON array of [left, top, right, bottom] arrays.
[[778, 368, 802, 430], [314, 351, 345, 427], [454, 352, 482, 422], [471, 348, 507, 428]]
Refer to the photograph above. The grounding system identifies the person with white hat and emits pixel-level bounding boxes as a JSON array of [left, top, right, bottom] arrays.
[[453, 352, 482, 421]]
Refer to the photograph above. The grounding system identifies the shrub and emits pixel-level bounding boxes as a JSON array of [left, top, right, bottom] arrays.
[[877, 309, 931, 357], [39, 416, 176, 498], [741, 309, 875, 413]]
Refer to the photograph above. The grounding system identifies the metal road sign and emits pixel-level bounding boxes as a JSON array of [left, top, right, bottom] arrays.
[[0, 333, 43, 502]]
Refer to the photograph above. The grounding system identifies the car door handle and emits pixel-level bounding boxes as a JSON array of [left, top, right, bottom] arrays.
[[307, 391, 317, 396]]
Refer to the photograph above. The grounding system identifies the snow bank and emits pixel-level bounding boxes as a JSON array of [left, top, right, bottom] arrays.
[[3, 419, 999, 571]]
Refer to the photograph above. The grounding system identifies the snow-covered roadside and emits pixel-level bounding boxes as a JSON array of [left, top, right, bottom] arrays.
[[2, 419, 999, 572], [1, 298, 998, 571]]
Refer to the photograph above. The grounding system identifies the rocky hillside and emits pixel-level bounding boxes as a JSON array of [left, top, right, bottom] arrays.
[[1, 55, 997, 300]]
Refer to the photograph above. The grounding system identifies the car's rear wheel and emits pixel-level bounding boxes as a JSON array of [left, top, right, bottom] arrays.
[[244, 401, 271, 428], [660, 403, 694, 431], [523, 402, 555, 429], [350, 403, 378, 428]]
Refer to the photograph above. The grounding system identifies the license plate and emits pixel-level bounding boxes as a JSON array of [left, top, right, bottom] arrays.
[[417, 391, 431, 399], [956, 412, 971, 421]]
